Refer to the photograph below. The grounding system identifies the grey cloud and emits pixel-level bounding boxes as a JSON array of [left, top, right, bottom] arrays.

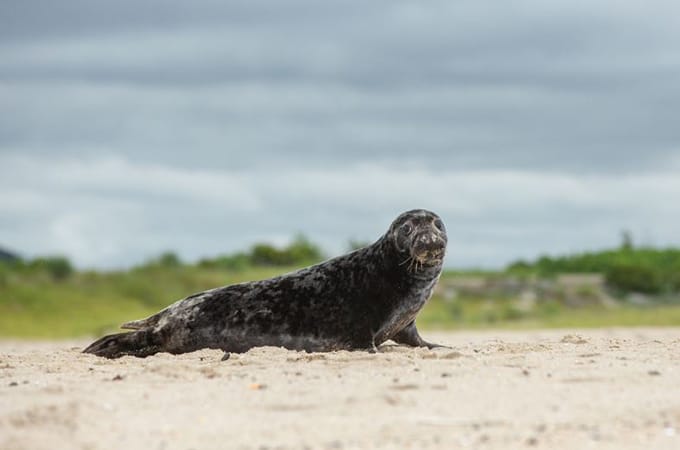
[[1, 0, 680, 267], [2, 155, 680, 268], [1, 78, 678, 174]]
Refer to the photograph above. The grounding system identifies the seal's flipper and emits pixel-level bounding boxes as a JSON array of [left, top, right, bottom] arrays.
[[120, 320, 146, 330], [392, 321, 448, 349], [121, 312, 162, 330], [82, 330, 161, 359], [423, 342, 452, 350], [366, 342, 379, 353]]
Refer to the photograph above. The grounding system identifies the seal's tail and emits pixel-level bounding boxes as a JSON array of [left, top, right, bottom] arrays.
[[82, 329, 161, 359]]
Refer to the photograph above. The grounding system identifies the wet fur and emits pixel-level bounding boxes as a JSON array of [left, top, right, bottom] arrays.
[[83, 209, 447, 358]]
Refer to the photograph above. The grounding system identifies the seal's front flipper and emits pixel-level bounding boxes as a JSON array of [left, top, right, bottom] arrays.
[[423, 341, 452, 350], [392, 321, 450, 349]]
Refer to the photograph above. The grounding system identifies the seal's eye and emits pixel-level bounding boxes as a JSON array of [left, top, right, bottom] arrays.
[[433, 219, 444, 231], [400, 223, 413, 235]]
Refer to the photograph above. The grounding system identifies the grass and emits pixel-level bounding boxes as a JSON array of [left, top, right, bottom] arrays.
[[418, 297, 680, 330], [0, 265, 293, 338], [2, 265, 680, 338]]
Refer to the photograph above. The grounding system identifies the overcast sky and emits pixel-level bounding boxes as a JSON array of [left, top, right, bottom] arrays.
[[1, 0, 680, 269]]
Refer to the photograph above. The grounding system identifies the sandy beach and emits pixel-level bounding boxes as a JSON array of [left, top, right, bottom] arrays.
[[1, 328, 680, 450]]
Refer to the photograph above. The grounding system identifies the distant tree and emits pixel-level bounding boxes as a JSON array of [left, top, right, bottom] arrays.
[[620, 230, 634, 251], [250, 243, 286, 266], [157, 251, 182, 267], [605, 263, 661, 295], [286, 234, 323, 263], [535, 255, 557, 275], [504, 245, 680, 295], [506, 259, 531, 273], [249, 235, 323, 266], [29, 256, 73, 281], [138, 251, 182, 269], [198, 252, 251, 271], [0, 247, 21, 263]]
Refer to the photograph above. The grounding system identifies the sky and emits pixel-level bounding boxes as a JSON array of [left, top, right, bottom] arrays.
[[1, 0, 680, 269]]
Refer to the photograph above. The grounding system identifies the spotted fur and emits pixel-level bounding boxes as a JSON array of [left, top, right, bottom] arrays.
[[83, 209, 447, 358]]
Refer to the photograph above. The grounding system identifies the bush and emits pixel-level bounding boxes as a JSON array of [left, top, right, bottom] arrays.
[[199, 253, 251, 271], [29, 256, 74, 281], [199, 235, 323, 269], [0, 264, 7, 286], [605, 264, 662, 295], [157, 252, 181, 267], [137, 251, 182, 270], [669, 271, 680, 292], [250, 235, 323, 267], [285, 235, 323, 264], [250, 244, 289, 266], [507, 259, 531, 273], [506, 247, 680, 295]]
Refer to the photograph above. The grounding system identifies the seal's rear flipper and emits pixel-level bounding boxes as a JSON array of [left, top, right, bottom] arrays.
[[83, 330, 161, 359]]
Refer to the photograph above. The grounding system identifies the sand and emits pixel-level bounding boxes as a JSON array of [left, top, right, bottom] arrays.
[[1, 328, 680, 450]]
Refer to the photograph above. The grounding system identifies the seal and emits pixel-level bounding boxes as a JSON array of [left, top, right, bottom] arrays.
[[83, 209, 448, 359]]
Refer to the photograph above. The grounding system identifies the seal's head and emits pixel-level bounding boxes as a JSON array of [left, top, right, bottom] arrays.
[[389, 209, 447, 272]]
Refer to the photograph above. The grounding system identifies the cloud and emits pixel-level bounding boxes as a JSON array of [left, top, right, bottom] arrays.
[[1, 0, 679, 267], [2, 153, 679, 268], [2, 0, 680, 172], [1, 154, 260, 209], [1, 77, 678, 174]]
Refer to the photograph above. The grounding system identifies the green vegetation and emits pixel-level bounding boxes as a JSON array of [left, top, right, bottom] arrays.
[[507, 246, 680, 295], [2, 237, 680, 339], [418, 297, 680, 330], [197, 235, 323, 270], [0, 262, 296, 338]]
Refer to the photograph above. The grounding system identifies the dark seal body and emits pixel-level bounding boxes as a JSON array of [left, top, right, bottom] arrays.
[[84, 209, 447, 358]]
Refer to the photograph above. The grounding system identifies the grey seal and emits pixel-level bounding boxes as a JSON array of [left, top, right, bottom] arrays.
[[83, 209, 448, 358]]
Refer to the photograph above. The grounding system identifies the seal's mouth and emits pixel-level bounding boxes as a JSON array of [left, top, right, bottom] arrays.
[[400, 246, 445, 275], [410, 231, 446, 267], [414, 248, 445, 266]]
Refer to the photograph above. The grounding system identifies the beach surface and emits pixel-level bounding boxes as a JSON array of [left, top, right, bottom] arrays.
[[1, 328, 680, 450]]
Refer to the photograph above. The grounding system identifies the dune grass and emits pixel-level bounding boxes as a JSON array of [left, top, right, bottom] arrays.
[[418, 296, 680, 330], [0, 265, 292, 338]]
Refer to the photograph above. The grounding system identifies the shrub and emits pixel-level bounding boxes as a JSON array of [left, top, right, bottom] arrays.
[[137, 251, 182, 270], [285, 235, 323, 264], [605, 264, 662, 295], [157, 252, 181, 267], [199, 253, 251, 271], [250, 244, 288, 266], [250, 235, 323, 267], [29, 256, 74, 281]]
